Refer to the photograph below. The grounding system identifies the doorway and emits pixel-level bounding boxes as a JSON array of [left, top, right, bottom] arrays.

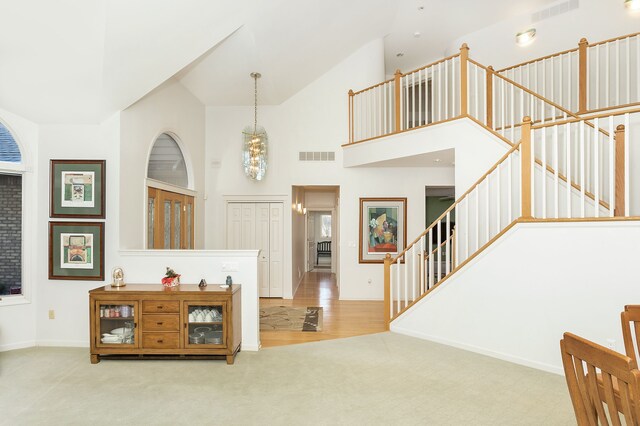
[[425, 186, 455, 228], [307, 210, 333, 271]]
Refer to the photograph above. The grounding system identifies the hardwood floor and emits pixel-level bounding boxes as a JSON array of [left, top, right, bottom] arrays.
[[259, 270, 386, 348]]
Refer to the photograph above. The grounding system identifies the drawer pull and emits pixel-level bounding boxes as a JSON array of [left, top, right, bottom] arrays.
[[157, 306, 164, 309], [156, 322, 163, 326], [157, 340, 164, 343]]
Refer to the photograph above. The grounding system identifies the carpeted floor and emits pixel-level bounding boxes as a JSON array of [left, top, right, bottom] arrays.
[[260, 306, 323, 331], [0, 332, 575, 425]]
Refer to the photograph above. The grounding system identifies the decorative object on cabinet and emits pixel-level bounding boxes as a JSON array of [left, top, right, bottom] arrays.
[[198, 278, 207, 288], [89, 284, 242, 364], [359, 198, 407, 264], [49, 221, 104, 280], [50, 159, 105, 218], [161, 267, 181, 288], [242, 72, 268, 181], [111, 267, 125, 288]]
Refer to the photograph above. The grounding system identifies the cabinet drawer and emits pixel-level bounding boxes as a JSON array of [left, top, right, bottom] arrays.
[[142, 300, 180, 313], [142, 332, 180, 349], [142, 314, 180, 332]]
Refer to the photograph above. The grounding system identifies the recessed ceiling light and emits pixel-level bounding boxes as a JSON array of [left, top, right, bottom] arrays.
[[414, 32, 421, 38], [396, 52, 404, 57], [434, 158, 441, 163], [516, 28, 536, 47], [625, 0, 640, 11]]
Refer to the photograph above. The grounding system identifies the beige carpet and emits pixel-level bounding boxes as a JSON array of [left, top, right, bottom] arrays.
[[260, 306, 323, 331], [0, 333, 574, 425]]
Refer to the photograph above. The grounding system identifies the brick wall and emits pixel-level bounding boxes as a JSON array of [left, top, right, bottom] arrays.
[[0, 174, 21, 295]]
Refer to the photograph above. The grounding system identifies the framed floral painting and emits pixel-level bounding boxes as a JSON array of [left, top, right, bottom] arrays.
[[359, 198, 407, 264]]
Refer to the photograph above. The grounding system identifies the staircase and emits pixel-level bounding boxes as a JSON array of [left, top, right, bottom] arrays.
[[345, 31, 640, 329]]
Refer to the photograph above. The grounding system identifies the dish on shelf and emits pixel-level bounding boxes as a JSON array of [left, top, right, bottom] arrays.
[[193, 326, 212, 333], [101, 334, 123, 344], [110, 328, 126, 335], [189, 333, 205, 344], [204, 331, 223, 344]]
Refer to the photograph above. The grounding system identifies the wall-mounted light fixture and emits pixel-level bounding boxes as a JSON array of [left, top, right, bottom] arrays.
[[516, 28, 536, 46], [303, 207, 307, 215], [625, 0, 640, 12]]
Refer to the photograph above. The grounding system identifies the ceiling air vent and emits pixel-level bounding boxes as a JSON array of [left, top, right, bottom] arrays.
[[298, 151, 335, 162], [532, 0, 578, 22]]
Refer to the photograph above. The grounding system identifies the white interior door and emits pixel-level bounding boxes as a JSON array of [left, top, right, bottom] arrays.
[[226, 201, 284, 298], [268, 203, 283, 297], [255, 204, 270, 297], [226, 203, 243, 249]]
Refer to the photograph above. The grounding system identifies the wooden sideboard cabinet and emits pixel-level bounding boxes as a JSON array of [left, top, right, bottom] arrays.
[[89, 284, 241, 364]]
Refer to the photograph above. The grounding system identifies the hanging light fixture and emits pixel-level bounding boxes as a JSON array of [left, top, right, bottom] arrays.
[[242, 72, 268, 181], [625, 0, 640, 12]]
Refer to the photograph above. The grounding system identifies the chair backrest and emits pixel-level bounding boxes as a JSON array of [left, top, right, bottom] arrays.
[[623, 305, 640, 365], [318, 241, 331, 252], [560, 332, 640, 425]]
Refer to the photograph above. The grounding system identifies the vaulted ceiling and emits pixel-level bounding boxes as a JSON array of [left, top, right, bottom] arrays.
[[0, 0, 568, 124]]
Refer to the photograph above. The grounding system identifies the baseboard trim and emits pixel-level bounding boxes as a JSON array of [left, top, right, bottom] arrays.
[[36, 340, 89, 348], [0, 340, 36, 352], [391, 325, 563, 375]]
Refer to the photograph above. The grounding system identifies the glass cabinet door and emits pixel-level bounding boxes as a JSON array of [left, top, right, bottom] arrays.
[[95, 301, 139, 348], [184, 302, 226, 348]]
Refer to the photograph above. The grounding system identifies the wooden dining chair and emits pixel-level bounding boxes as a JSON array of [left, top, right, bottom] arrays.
[[623, 305, 640, 364], [560, 332, 640, 425]]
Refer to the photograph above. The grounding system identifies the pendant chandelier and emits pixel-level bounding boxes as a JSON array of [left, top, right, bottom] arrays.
[[242, 72, 268, 181]]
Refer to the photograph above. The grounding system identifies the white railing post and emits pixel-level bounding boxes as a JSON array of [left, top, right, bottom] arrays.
[[521, 116, 533, 219]]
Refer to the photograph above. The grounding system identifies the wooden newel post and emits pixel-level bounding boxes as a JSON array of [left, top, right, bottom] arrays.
[[486, 66, 494, 128], [394, 69, 402, 133], [521, 116, 533, 219], [383, 253, 391, 330], [578, 38, 588, 114], [615, 124, 626, 217], [460, 43, 469, 116], [348, 89, 354, 144]]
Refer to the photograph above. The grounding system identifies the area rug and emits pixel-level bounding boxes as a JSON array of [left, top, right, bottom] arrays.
[[260, 306, 323, 332]]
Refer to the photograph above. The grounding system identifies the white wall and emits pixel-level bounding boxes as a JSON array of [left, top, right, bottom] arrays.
[[118, 250, 260, 351], [0, 108, 39, 350], [392, 220, 640, 374], [445, 0, 640, 71], [291, 186, 306, 295], [35, 117, 121, 347], [120, 79, 206, 250]]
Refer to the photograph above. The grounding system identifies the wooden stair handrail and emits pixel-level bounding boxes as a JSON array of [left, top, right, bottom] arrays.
[[350, 53, 462, 96], [491, 68, 610, 138], [495, 31, 640, 74], [392, 141, 522, 263]]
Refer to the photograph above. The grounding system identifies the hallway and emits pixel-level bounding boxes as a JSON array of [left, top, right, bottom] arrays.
[[259, 271, 385, 348]]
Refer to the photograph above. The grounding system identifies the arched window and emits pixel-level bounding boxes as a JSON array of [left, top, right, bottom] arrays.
[[147, 133, 188, 188], [0, 122, 22, 163], [0, 122, 23, 296], [146, 133, 194, 250]]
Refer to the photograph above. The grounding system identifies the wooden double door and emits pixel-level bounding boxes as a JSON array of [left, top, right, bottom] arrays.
[[226, 202, 283, 298], [147, 187, 195, 249]]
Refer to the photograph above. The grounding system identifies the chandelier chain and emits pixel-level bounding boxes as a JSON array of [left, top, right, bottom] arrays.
[[254, 74, 258, 134]]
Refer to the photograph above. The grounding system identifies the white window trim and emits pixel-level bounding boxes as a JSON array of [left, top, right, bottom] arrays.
[[0, 166, 30, 307]]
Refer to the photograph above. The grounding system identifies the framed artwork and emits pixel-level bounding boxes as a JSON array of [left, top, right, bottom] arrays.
[[49, 222, 104, 280], [359, 198, 407, 264], [50, 160, 105, 218]]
